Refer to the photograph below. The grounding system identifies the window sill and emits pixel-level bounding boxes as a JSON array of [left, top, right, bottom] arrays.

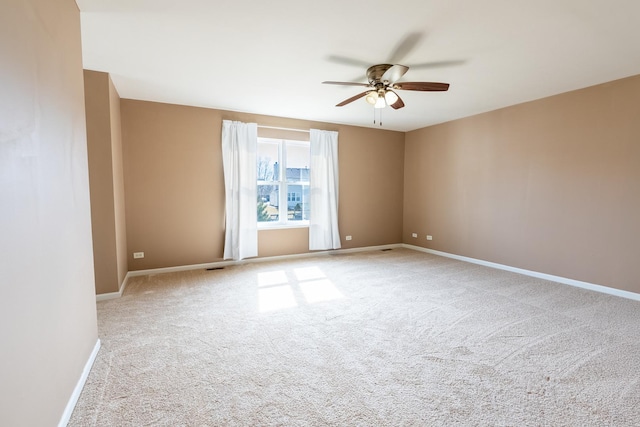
[[258, 222, 309, 231]]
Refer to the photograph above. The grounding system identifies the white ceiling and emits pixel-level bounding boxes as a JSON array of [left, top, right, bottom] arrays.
[[77, 0, 640, 132]]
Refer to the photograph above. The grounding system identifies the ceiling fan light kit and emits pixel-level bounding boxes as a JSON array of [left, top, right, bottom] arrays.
[[323, 63, 450, 112], [384, 90, 399, 106], [365, 91, 379, 105]]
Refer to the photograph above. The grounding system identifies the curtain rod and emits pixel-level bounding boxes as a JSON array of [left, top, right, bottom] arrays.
[[257, 125, 310, 133]]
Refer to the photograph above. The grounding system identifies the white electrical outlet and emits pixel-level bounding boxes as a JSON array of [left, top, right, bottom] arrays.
[[345, 235, 352, 241], [133, 252, 144, 259], [412, 233, 418, 238], [426, 235, 433, 241]]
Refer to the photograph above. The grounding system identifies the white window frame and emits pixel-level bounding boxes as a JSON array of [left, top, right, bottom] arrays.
[[257, 137, 310, 229]]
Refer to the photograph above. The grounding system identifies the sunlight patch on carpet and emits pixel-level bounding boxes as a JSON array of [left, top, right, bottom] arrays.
[[258, 285, 297, 312], [257, 270, 288, 287], [293, 266, 325, 281], [299, 279, 344, 304]]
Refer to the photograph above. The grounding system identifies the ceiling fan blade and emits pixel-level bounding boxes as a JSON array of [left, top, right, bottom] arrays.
[[388, 32, 424, 64], [336, 91, 370, 107], [326, 55, 372, 68], [394, 82, 450, 91], [389, 91, 405, 110], [380, 65, 409, 84], [323, 81, 371, 87], [408, 59, 466, 70]]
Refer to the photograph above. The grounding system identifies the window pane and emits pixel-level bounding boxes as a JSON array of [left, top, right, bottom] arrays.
[[257, 141, 280, 181], [287, 184, 309, 221], [258, 184, 279, 222], [257, 138, 310, 226], [285, 142, 310, 183]]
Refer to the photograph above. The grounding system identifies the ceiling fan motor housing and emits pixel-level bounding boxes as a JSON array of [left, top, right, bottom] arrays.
[[367, 64, 394, 84]]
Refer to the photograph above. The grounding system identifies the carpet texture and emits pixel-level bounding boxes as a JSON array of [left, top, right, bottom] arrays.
[[69, 248, 640, 426]]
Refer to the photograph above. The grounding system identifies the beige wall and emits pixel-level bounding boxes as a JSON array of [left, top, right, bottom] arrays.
[[84, 70, 117, 293], [120, 100, 405, 270], [121, 101, 224, 270], [338, 125, 405, 248], [404, 75, 640, 293], [84, 70, 128, 294], [110, 77, 129, 287], [0, 0, 99, 425]]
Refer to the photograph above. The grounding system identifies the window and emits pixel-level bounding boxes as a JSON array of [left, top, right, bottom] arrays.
[[257, 138, 310, 226]]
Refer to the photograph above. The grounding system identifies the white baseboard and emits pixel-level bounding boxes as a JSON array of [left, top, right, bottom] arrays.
[[58, 339, 101, 427], [96, 272, 131, 301], [95, 243, 638, 303], [403, 244, 640, 302]]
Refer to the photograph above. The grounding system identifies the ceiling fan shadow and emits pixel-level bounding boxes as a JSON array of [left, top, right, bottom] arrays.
[[387, 31, 425, 64], [326, 31, 465, 74], [325, 55, 371, 68], [408, 59, 467, 70]]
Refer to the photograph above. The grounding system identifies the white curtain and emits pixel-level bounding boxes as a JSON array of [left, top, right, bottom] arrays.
[[221, 120, 258, 260], [309, 129, 341, 250]]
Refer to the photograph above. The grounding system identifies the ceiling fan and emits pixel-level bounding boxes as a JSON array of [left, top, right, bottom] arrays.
[[323, 63, 449, 110]]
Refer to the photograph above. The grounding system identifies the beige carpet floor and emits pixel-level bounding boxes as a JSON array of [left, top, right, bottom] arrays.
[[70, 248, 640, 426]]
